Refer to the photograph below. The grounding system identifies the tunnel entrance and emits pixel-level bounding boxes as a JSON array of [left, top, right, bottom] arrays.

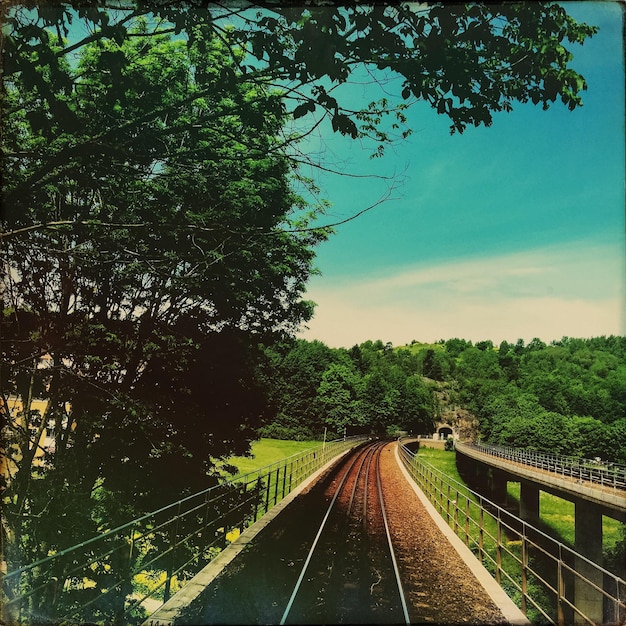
[[438, 426, 453, 440]]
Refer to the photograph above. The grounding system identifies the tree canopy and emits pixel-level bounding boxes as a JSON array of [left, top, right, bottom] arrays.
[[3, 2, 597, 222], [262, 335, 626, 461], [261, 339, 437, 439], [1, 21, 328, 586]]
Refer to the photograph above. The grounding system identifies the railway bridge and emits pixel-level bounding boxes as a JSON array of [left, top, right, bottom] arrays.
[[2, 438, 625, 626], [455, 442, 626, 624]]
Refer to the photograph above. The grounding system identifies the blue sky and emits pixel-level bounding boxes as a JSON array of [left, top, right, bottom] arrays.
[[297, 2, 625, 348]]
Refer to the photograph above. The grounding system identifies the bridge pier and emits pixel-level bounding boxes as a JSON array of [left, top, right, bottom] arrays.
[[490, 468, 508, 507], [472, 461, 489, 492], [573, 500, 603, 625], [519, 481, 540, 524]]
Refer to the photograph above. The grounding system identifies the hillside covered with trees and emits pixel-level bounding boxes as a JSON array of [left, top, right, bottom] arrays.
[[261, 335, 626, 464]]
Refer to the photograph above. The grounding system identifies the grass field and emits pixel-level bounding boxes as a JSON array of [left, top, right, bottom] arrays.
[[227, 438, 323, 476], [505, 482, 623, 552]]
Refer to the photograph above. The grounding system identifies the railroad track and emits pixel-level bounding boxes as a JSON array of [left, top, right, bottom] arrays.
[[279, 440, 410, 625]]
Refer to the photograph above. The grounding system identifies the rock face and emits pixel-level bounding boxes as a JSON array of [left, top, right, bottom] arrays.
[[429, 379, 480, 442]]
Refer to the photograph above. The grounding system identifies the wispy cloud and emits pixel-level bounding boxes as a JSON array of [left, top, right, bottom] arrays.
[[299, 241, 625, 347]]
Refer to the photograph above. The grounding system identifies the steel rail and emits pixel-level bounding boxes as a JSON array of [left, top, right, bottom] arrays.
[[279, 443, 370, 625], [347, 443, 375, 517], [361, 441, 378, 529], [280, 441, 410, 625], [375, 446, 411, 625]]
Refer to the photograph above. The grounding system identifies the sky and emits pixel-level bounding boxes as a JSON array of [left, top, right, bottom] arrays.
[[296, 2, 625, 349]]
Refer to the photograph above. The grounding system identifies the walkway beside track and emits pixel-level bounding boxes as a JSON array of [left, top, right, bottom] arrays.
[[390, 444, 526, 624], [141, 447, 355, 626]]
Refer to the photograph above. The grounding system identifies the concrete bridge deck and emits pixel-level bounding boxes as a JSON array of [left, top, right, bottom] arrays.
[[455, 442, 626, 520]]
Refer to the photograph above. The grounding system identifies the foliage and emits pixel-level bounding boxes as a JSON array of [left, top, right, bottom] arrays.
[[317, 363, 366, 435], [1, 25, 325, 617], [264, 335, 626, 466], [2, 2, 596, 175], [263, 339, 436, 438], [447, 336, 626, 461]]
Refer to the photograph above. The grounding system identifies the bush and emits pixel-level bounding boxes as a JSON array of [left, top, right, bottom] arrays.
[[257, 423, 314, 441], [444, 436, 455, 451]]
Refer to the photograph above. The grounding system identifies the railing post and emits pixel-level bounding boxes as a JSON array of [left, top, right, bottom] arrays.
[[521, 525, 528, 617], [495, 513, 502, 585], [202, 491, 212, 540], [282, 464, 288, 499], [253, 476, 262, 521], [557, 546, 565, 626], [273, 468, 280, 505], [464, 497, 470, 546], [264, 471, 271, 514], [239, 482, 247, 533], [438, 475, 444, 514], [113, 532, 134, 626], [478, 504, 484, 563], [164, 502, 182, 604]]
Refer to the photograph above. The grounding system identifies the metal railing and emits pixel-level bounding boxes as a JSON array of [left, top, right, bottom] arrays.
[[398, 440, 626, 626], [1, 436, 367, 626], [470, 443, 626, 492]]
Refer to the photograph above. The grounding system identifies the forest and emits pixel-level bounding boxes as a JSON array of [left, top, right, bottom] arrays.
[[260, 335, 626, 464]]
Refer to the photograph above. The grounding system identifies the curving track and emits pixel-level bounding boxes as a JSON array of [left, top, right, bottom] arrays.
[[192, 440, 413, 625], [189, 440, 512, 625], [280, 440, 410, 625]]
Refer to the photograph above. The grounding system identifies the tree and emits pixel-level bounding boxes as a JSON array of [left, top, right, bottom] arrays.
[[498, 411, 579, 455], [317, 363, 365, 436], [399, 375, 436, 435], [361, 370, 400, 436], [444, 338, 473, 358], [1, 26, 326, 585], [480, 390, 543, 442], [2, 2, 597, 223], [475, 340, 494, 352], [497, 340, 520, 381], [260, 339, 337, 439], [421, 348, 452, 381]]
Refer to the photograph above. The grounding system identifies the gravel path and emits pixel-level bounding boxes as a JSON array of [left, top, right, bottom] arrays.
[[379, 442, 510, 624]]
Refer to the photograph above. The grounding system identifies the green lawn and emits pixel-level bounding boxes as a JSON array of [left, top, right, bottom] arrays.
[[417, 446, 461, 478], [227, 438, 323, 476], [506, 483, 623, 553]]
